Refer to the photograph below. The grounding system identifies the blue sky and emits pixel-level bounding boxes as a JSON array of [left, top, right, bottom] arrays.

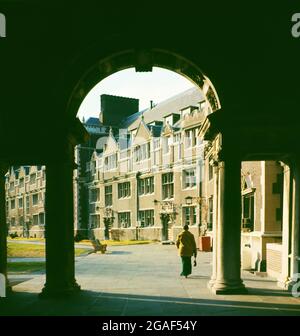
[[77, 67, 195, 120]]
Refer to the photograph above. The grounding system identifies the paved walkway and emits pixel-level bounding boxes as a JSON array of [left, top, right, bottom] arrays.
[[1, 243, 300, 316]]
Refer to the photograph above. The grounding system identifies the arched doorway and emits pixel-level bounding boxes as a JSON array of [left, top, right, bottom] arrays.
[[37, 47, 255, 298]]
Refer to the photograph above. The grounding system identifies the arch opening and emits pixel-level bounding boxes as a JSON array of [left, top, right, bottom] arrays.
[[66, 49, 221, 120]]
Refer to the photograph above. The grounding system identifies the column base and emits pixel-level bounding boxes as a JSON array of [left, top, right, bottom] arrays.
[[207, 278, 216, 290], [287, 280, 300, 295], [277, 276, 290, 289], [39, 280, 81, 299], [211, 280, 248, 295]]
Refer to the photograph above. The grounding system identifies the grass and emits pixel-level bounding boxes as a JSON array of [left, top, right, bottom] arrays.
[[7, 242, 91, 258], [8, 237, 44, 242], [7, 262, 45, 274], [78, 239, 155, 246]]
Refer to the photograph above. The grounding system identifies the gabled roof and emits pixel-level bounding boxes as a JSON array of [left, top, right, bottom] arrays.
[[126, 87, 204, 131], [120, 109, 145, 128], [102, 128, 118, 155], [132, 118, 151, 146]]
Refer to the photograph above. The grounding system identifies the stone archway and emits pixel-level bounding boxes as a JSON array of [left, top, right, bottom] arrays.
[[40, 45, 271, 298], [64, 48, 221, 120]]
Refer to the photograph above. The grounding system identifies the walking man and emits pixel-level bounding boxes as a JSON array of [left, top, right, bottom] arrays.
[[176, 225, 197, 278]]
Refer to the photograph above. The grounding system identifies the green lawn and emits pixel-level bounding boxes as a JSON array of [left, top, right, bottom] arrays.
[[7, 242, 90, 258], [8, 237, 44, 242]]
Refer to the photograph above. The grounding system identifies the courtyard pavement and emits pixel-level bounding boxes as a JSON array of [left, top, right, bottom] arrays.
[[1, 243, 300, 316]]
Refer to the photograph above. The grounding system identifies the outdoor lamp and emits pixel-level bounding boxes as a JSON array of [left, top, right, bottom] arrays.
[[185, 196, 193, 205]]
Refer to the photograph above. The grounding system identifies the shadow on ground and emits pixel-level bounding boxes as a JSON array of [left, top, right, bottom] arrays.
[[1, 287, 299, 316]]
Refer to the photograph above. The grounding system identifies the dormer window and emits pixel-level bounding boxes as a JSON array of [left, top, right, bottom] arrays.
[[181, 106, 198, 119], [30, 173, 36, 185], [164, 114, 179, 126]]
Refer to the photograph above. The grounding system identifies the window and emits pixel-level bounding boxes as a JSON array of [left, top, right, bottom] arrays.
[[138, 209, 154, 227], [18, 197, 23, 209], [39, 213, 45, 226], [10, 199, 15, 210], [26, 195, 30, 209], [192, 128, 197, 147], [90, 188, 100, 202], [184, 206, 197, 226], [90, 214, 100, 228], [9, 182, 14, 191], [174, 133, 181, 143], [162, 137, 170, 154], [105, 185, 113, 206], [30, 173, 36, 184], [185, 128, 198, 148], [162, 173, 174, 199], [208, 197, 213, 230], [19, 216, 24, 227], [138, 176, 154, 195], [104, 154, 117, 171], [209, 162, 214, 180], [19, 178, 24, 188], [33, 214, 39, 226], [183, 169, 196, 188], [118, 212, 131, 228], [134, 143, 150, 162], [118, 182, 131, 198], [153, 138, 160, 150], [91, 160, 96, 175], [242, 193, 254, 231], [185, 130, 192, 148], [10, 217, 16, 226], [32, 193, 38, 206]]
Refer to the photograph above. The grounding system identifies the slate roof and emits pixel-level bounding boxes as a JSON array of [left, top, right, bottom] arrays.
[[126, 87, 204, 131], [85, 117, 102, 126]]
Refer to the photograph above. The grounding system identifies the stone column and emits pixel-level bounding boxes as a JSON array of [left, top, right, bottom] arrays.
[[40, 160, 80, 297], [211, 159, 247, 294], [208, 163, 219, 288], [290, 158, 300, 284], [0, 164, 11, 293], [278, 162, 292, 288]]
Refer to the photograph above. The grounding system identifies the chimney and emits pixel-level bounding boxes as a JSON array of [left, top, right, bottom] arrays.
[[150, 100, 154, 109]]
